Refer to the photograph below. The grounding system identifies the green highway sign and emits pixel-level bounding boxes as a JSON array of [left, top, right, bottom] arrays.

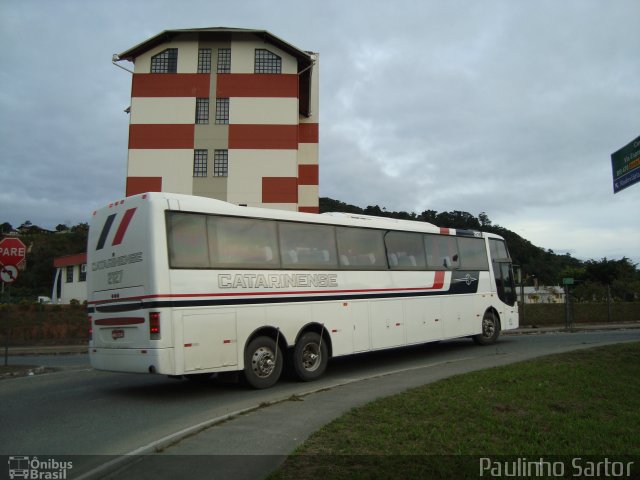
[[611, 135, 640, 194]]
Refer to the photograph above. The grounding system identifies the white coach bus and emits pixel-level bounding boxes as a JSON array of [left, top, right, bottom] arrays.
[[88, 192, 518, 388]]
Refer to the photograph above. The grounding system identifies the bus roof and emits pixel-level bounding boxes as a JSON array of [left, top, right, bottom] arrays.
[[117, 192, 489, 237]]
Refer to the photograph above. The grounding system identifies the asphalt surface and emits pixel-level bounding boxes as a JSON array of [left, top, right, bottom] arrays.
[[2, 323, 639, 480], [102, 328, 640, 480]]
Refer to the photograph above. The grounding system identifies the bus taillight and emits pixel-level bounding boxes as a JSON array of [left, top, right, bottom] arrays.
[[88, 315, 93, 341], [149, 312, 161, 340]]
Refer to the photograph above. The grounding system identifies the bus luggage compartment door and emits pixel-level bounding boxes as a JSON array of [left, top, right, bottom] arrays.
[[182, 312, 238, 371]]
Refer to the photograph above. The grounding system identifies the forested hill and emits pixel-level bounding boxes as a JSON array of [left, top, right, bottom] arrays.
[[320, 197, 584, 286], [2, 203, 637, 301]]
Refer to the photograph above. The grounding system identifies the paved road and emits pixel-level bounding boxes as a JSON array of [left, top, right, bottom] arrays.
[[1, 329, 638, 479]]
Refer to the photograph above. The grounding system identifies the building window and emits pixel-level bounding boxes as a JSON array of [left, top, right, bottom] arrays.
[[198, 48, 212, 73], [66, 266, 74, 283], [193, 149, 208, 177], [215, 98, 229, 124], [255, 49, 281, 74], [150, 48, 178, 73], [217, 48, 231, 73], [195, 98, 209, 124], [214, 150, 228, 177], [79, 264, 87, 282]]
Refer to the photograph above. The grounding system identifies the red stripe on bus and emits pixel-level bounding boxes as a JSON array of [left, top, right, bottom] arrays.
[[88, 273, 448, 305], [112, 208, 137, 246]]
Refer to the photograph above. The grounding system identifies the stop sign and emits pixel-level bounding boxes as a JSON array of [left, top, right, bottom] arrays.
[[0, 237, 27, 269]]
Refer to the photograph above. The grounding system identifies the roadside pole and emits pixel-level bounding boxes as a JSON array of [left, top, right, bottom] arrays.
[[563, 277, 574, 330], [1, 237, 26, 366], [1, 266, 20, 366], [517, 267, 525, 325], [3, 285, 9, 366], [607, 284, 612, 323]]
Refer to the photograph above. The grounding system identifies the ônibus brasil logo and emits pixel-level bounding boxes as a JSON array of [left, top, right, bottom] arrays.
[[7, 456, 73, 480]]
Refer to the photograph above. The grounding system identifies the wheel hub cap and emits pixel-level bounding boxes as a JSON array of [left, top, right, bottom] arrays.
[[252, 347, 275, 378]]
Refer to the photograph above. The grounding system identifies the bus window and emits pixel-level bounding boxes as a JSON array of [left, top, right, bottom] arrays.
[[457, 237, 489, 270], [278, 222, 338, 269], [425, 234, 459, 270], [489, 238, 509, 260], [209, 216, 280, 269], [385, 231, 426, 270], [167, 213, 210, 268], [489, 238, 516, 306], [336, 227, 386, 269]]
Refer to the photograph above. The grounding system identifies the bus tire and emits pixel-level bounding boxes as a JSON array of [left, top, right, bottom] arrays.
[[473, 312, 500, 346], [244, 336, 283, 389], [293, 332, 328, 381]]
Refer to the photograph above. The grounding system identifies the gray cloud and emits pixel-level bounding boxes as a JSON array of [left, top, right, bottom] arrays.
[[0, 0, 638, 264]]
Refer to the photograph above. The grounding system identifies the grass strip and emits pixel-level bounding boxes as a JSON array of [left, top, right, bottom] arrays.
[[270, 342, 640, 479]]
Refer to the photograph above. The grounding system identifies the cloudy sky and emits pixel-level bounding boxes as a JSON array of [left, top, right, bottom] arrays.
[[1, 0, 638, 265]]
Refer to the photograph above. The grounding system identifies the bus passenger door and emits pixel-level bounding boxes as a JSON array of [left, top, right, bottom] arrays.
[[182, 312, 238, 371]]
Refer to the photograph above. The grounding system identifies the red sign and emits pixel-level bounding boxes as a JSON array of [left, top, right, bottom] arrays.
[[0, 237, 27, 269]]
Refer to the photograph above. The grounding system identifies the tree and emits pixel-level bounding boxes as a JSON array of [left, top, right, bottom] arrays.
[[419, 210, 438, 224], [479, 212, 492, 228], [9, 222, 89, 300], [312, 197, 639, 300], [585, 258, 638, 301]]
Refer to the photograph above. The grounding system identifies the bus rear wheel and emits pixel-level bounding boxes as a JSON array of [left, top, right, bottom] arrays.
[[244, 336, 283, 389], [473, 312, 500, 345], [293, 332, 328, 381]]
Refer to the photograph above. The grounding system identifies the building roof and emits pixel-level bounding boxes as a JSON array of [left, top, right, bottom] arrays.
[[116, 27, 316, 118], [53, 252, 87, 268], [117, 27, 314, 70]]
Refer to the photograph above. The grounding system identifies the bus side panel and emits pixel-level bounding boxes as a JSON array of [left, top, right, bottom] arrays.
[[180, 310, 238, 372], [405, 297, 444, 344], [346, 301, 370, 353], [370, 299, 405, 349], [310, 301, 354, 356]]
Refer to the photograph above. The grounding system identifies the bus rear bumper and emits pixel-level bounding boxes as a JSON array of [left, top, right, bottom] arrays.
[[90, 347, 175, 375]]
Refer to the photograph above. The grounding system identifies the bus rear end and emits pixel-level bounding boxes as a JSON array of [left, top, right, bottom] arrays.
[[88, 193, 175, 375]]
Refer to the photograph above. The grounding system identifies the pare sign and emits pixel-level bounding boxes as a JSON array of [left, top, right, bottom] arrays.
[[0, 237, 27, 269]]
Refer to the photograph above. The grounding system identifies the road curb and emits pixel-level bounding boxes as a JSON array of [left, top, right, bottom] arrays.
[[504, 322, 640, 335]]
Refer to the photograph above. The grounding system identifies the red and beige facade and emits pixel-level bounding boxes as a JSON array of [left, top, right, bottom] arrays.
[[116, 28, 319, 213]]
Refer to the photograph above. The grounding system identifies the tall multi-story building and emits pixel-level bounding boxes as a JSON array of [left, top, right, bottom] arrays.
[[115, 28, 319, 213]]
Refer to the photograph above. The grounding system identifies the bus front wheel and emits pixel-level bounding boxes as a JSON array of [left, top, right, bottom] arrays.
[[244, 336, 283, 389], [473, 312, 500, 345], [293, 332, 328, 381]]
